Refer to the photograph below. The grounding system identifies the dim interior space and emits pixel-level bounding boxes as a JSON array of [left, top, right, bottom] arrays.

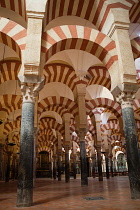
[[0, 0, 140, 209]]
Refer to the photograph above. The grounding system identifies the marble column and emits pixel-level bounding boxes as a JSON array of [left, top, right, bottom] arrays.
[[96, 146, 103, 181], [73, 141, 77, 179], [92, 155, 96, 178], [63, 114, 71, 183], [53, 155, 57, 179], [57, 151, 62, 181], [33, 129, 37, 187], [105, 152, 109, 179], [117, 92, 140, 199], [79, 128, 88, 186], [57, 132, 62, 181], [94, 111, 103, 181], [64, 145, 70, 183], [17, 82, 41, 207], [73, 154, 77, 179], [110, 155, 114, 177]]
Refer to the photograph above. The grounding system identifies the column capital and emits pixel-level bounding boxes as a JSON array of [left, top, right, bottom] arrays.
[[78, 128, 87, 141], [116, 91, 135, 108], [20, 79, 44, 103], [64, 142, 71, 152], [20, 82, 39, 103], [95, 145, 101, 151], [18, 75, 44, 103]]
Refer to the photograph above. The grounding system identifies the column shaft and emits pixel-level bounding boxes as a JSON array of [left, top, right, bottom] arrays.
[[92, 156, 96, 178], [53, 157, 57, 179], [73, 155, 76, 179], [5, 152, 11, 182], [122, 106, 140, 199], [65, 151, 70, 182], [57, 155, 61, 181], [110, 157, 114, 177], [17, 102, 34, 207], [105, 154, 109, 179], [96, 147, 103, 181], [80, 141, 88, 185]]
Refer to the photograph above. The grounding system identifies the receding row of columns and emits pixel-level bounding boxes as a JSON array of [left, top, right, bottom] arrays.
[[15, 85, 140, 207]]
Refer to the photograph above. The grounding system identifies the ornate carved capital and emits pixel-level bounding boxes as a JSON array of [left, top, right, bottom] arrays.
[[21, 82, 41, 103], [116, 91, 135, 108]]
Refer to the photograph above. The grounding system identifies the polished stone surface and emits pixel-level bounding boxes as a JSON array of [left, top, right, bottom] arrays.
[[80, 141, 88, 185], [0, 176, 140, 209], [17, 102, 34, 206], [122, 107, 140, 199]]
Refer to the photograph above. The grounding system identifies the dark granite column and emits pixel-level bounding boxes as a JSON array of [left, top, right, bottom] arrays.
[[17, 102, 34, 207], [92, 155, 96, 178], [65, 146, 70, 183], [57, 153, 61, 181], [73, 154, 76, 179], [53, 155, 57, 179], [79, 129, 88, 186], [105, 152, 109, 179], [118, 92, 140, 199], [96, 146, 103, 181], [110, 155, 114, 177], [16, 81, 42, 207]]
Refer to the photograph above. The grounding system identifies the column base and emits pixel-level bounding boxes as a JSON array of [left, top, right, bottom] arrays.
[[16, 188, 33, 207], [81, 180, 88, 186], [99, 176, 103, 181]]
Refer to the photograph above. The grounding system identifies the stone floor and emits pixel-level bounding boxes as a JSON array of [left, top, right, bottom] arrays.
[[0, 176, 140, 210]]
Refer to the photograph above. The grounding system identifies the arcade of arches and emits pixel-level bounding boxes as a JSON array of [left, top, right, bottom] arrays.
[[0, 0, 140, 207]]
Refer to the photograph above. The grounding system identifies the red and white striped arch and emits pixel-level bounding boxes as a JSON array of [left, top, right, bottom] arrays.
[[88, 124, 96, 136], [0, 18, 26, 51], [38, 145, 50, 153], [133, 99, 140, 115], [87, 66, 111, 90], [115, 147, 126, 154], [0, 95, 22, 114], [13, 134, 20, 146], [44, 0, 135, 30], [42, 25, 118, 70], [39, 117, 65, 136], [110, 134, 122, 142], [3, 120, 21, 136], [86, 98, 122, 118], [0, 32, 21, 58], [71, 134, 79, 145], [43, 105, 70, 118], [129, 1, 140, 23], [38, 96, 78, 117], [44, 63, 87, 91], [0, 61, 21, 84], [131, 37, 140, 59], [0, 0, 27, 27], [101, 122, 120, 133]]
